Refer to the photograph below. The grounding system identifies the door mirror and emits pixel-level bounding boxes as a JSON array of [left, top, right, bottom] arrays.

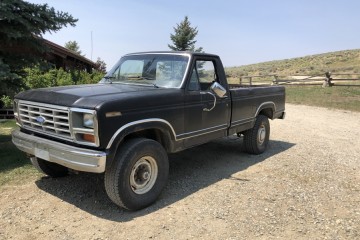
[[210, 82, 227, 98]]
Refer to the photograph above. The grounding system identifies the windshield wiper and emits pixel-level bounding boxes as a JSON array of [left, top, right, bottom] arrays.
[[151, 83, 160, 88], [127, 76, 155, 80], [103, 76, 115, 83], [126, 76, 159, 88]]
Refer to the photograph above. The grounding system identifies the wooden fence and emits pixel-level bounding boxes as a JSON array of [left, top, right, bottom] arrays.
[[236, 72, 360, 87], [0, 109, 14, 119]]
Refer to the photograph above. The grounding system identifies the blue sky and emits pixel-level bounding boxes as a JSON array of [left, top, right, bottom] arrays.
[[29, 0, 360, 69]]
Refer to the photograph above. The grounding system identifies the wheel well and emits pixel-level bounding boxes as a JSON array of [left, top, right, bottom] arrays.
[[259, 108, 273, 119], [123, 129, 171, 152]]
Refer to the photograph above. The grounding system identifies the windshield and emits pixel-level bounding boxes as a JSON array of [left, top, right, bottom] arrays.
[[102, 54, 189, 88]]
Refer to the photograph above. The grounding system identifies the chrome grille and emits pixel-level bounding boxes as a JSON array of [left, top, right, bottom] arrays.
[[18, 101, 71, 139]]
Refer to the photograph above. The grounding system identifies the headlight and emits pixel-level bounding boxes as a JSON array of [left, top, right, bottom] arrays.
[[70, 108, 99, 147], [83, 113, 94, 128]]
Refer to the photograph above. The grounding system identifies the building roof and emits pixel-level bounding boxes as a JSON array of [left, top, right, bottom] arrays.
[[43, 39, 97, 72]]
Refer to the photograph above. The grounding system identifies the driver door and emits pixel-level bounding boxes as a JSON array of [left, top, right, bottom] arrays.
[[183, 59, 230, 147]]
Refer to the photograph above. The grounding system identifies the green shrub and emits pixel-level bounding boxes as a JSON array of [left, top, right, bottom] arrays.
[[23, 66, 104, 90], [0, 95, 13, 108]]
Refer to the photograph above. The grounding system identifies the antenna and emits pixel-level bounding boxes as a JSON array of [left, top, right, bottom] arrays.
[[91, 31, 93, 61]]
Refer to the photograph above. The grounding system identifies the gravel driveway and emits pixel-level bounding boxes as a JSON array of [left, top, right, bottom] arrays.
[[0, 104, 359, 240]]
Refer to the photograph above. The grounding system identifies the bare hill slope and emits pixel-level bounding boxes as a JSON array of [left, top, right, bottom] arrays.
[[226, 49, 360, 77]]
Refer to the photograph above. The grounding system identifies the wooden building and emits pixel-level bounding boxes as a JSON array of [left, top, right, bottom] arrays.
[[43, 39, 97, 73]]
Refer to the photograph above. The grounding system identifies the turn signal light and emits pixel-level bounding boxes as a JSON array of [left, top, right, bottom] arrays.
[[82, 134, 95, 143]]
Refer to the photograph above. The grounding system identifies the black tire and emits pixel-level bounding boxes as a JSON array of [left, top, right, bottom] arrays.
[[30, 157, 69, 177], [104, 138, 169, 210], [243, 115, 270, 155]]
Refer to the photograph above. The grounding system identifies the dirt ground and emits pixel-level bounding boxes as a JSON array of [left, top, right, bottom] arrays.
[[0, 104, 359, 240]]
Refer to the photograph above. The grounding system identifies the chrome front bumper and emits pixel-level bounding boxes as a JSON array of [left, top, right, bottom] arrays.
[[12, 130, 107, 173]]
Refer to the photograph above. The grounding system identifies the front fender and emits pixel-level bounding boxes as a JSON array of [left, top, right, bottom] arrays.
[[105, 119, 177, 166]]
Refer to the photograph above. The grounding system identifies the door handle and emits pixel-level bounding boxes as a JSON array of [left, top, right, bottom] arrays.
[[200, 91, 216, 112]]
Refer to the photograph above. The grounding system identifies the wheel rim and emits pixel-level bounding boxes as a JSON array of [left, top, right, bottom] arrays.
[[130, 156, 158, 194], [257, 124, 266, 145]]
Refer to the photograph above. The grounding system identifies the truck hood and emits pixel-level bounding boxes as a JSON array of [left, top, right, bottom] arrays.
[[15, 83, 166, 109]]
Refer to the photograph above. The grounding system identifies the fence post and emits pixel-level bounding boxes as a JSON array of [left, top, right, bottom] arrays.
[[272, 75, 278, 85], [323, 72, 333, 87], [239, 76, 242, 85], [249, 77, 252, 86]]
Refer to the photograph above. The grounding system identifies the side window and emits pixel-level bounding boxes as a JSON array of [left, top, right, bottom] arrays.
[[197, 61, 216, 83], [187, 60, 217, 91]]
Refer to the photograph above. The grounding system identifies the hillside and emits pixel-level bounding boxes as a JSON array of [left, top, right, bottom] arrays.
[[225, 49, 360, 77]]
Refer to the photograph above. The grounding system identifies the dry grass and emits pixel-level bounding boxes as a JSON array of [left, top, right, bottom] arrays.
[[285, 85, 360, 112]]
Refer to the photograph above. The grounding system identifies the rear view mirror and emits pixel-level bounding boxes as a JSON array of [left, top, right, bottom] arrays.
[[210, 82, 227, 98]]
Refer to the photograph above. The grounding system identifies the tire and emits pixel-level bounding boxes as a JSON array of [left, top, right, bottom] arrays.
[[30, 157, 69, 177], [104, 138, 169, 210], [243, 115, 270, 155]]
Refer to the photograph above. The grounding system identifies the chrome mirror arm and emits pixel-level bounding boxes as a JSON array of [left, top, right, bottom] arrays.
[[200, 92, 216, 111]]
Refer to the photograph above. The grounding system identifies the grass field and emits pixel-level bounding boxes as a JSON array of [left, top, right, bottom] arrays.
[[285, 85, 360, 112], [0, 120, 40, 187]]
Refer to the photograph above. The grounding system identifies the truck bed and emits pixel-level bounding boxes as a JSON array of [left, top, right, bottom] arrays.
[[228, 85, 286, 134]]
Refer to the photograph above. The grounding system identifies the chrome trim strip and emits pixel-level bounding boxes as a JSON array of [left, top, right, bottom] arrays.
[[125, 52, 191, 57], [105, 101, 277, 149], [176, 124, 228, 140], [70, 108, 95, 114], [106, 118, 229, 149], [254, 101, 276, 117], [106, 118, 177, 149], [180, 54, 192, 88], [231, 119, 253, 127]]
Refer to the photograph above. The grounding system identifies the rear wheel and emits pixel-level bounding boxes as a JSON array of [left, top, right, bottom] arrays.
[[243, 115, 270, 154], [30, 157, 69, 177], [104, 138, 169, 210]]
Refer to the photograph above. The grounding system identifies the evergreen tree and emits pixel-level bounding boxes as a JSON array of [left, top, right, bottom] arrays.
[[168, 16, 203, 52], [0, 0, 77, 93], [95, 57, 107, 73], [64, 40, 83, 55]]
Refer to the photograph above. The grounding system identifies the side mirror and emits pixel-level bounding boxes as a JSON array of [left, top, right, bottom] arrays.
[[210, 82, 227, 98]]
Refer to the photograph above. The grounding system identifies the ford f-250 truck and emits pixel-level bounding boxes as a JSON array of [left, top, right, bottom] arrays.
[[12, 52, 285, 210]]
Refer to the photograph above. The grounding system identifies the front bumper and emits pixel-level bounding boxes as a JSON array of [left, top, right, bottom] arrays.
[[12, 130, 107, 173]]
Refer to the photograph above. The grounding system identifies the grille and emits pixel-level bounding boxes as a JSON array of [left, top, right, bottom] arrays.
[[18, 101, 71, 139]]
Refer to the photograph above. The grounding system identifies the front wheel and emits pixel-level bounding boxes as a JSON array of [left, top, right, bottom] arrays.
[[104, 138, 169, 210], [243, 115, 270, 154]]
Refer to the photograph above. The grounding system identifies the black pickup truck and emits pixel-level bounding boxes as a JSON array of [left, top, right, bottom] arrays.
[[12, 52, 285, 210]]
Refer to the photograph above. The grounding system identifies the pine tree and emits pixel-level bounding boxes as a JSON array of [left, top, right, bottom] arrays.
[[0, 0, 78, 93], [64, 41, 83, 55], [168, 16, 203, 52], [95, 57, 107, 73]]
